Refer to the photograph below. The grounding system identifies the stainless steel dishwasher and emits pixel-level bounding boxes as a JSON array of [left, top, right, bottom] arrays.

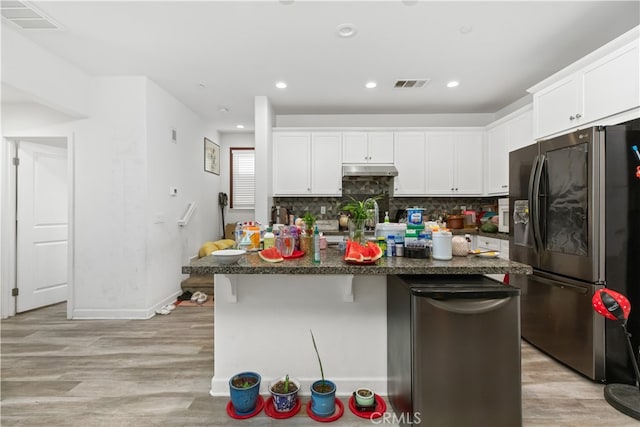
[[387, 275, 521, 427]]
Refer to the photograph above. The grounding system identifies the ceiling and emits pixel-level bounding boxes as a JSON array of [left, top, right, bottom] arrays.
[[2, 1, 639, 132]]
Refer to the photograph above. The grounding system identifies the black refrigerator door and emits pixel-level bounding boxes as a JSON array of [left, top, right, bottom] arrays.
[[509, 143, 538, 267], [536, 128, 603, 282], [604, 121, 640, 384]]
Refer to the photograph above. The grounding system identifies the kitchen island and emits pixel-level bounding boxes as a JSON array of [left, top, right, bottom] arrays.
[[182, 248, 531, 397]]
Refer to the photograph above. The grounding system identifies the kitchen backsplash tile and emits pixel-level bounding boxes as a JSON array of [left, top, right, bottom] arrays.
[[273, 176, 499, 223]]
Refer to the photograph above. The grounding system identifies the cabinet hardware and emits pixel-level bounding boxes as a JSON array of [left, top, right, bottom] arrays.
[[575, 113, 582, 119], [570, 115, 576, 121]]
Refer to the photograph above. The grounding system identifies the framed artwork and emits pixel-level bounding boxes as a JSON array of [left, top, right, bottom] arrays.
[[204, 138, 220, 175]]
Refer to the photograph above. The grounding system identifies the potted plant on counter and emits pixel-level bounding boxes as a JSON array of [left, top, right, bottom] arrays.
[[309, 330, 336, 418], [269, 374, 300, 413], [229, 371, 261, 415], [300, 211, 317, 255], [341, 196, 380, 244]]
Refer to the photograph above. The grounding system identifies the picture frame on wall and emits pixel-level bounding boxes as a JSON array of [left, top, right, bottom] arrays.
[[204, 137, 220, 175]]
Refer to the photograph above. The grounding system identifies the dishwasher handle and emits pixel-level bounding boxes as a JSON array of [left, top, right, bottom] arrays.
[[426, 297, 512, 315]]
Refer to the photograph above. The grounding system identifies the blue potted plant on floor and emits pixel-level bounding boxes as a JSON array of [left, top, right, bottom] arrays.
[[269, 374, 300, 413], [229, 371, 261, 415], [310, 330, 336, 418]]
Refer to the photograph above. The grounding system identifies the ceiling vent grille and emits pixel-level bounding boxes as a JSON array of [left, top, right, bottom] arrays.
[[393, 79, 430, 89], [1, 1, 61, 30]]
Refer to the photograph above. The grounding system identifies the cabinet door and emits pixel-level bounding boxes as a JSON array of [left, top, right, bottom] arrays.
[[342, 132, 368, 163], [534, 76, 580, 138], [273, 132, 311, 195], [425, 133, 455, 194], [454, 132, 484, 195], [311, 132, 342, 196], [394, 132, 426, 195], [486, 124, 508, 195], [508, 110, 533, 152], [582, 42, 640, 122], [368, 132, 394, 163]]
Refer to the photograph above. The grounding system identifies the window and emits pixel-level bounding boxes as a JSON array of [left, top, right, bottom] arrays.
[[230, 147, 255, 209]]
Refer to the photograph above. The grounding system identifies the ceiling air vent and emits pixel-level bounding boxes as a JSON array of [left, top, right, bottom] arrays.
[[393, 79, 430, 89], [1, 1, 61, 30]]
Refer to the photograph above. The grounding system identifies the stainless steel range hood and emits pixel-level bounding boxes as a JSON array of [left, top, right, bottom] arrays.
[[342, 164, 398, 177]]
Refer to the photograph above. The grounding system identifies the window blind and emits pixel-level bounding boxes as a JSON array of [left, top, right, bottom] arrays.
[[231, 148, 255, 209]]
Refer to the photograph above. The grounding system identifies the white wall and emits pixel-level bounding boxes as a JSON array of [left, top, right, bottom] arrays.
[[219, 132, 255, 228], [1, 26, 90, 117], [1, 22, 219, 318], [145, 79, 212, 308]]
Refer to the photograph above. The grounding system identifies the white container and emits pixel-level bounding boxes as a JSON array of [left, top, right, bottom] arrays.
[[432, 231, 453, 260], [375, 223, 407, 240]]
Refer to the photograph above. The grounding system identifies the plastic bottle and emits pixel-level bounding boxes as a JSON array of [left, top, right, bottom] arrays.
[[234, 222, 242, 248], [377, 236, 387, 257], [387, 235, 395, 257], [384, 211, 390, 223], [263, 227, 275, 249], [313, 225, 321, 263]]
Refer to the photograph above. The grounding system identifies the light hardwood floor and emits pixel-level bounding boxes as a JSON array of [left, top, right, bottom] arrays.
[[1, 303, 638, 426]]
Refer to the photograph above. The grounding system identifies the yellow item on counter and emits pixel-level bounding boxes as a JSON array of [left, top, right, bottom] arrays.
[[198, 239, 236, 258]]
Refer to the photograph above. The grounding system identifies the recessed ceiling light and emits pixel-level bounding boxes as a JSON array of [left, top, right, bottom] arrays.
[[275, 81, 287, 89], [198, 83, 206, 89], [219, 107, 229, 113], [447, 81, 460, 88], [365, 81, 377, 89], [459, 25, 473, 34], [336, 23, 357, 38], [236, 124, 245, 129]]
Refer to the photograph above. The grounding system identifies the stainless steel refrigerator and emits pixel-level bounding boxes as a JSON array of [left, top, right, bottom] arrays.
[[509, 119, 640, 383]]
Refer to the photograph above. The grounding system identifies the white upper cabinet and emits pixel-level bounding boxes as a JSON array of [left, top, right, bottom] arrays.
[[425, 131, 484, 196], [273, 131, 342, 196], [342, 131, 394, 163], [394, 131, 426, 196], [310, 132, 342, 196], [532, 29, 639, 139], [485, 123, 509, 195], [485, 106, 533, 195]]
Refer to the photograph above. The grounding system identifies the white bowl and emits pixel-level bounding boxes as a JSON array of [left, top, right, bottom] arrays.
[[211, 249, 246, 264]]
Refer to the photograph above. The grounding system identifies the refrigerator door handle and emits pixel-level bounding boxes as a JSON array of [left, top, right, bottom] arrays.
[[532, 274, 590, 295], [532, 153, 546, 253], [528, 154, 540, 253], [427, 297, 512, 315]]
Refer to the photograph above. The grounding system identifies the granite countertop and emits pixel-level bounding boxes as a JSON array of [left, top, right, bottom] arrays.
[[183, 247, 532, 276]]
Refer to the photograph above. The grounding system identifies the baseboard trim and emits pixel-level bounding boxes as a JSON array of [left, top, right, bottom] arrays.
[[71, 290, 182, 319]]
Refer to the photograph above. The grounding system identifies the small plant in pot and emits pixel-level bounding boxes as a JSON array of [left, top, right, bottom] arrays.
[[229, 371, 261, 415], [310, 330, 336, 418], [269, 374, 300, 413], [354, 387, 376, 409], [300, 212, 317, 255]]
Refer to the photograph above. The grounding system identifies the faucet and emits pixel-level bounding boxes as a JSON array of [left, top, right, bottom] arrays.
[[373, 199, 379, 226]]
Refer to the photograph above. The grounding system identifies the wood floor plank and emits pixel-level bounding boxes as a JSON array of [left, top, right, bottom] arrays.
[[2, 302, 638, 426]]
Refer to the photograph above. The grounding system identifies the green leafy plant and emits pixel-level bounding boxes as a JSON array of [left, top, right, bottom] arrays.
[[310, 330, 325, 387], [341, 196, 381, 221], [302, 211, 317, 234], [284, 374, 290, 393]]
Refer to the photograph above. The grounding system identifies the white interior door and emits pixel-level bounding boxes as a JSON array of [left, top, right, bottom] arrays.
[[16, 141, 68, 312]]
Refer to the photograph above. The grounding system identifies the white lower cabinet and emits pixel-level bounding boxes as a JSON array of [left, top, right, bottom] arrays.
[[273, 131, 342, 196], [476, 235, 509, 283]]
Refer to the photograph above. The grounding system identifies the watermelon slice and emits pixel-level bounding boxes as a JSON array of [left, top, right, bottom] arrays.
[[258, 247, 284, 263], [344, 240, 383, 263]]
